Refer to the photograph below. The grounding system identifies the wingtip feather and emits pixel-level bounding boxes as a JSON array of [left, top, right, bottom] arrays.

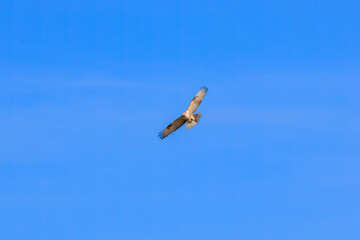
[[200, 85, 208, 92], [158, 132, 165, 140]]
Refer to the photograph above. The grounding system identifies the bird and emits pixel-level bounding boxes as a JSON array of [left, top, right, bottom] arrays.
[[158, 86, 208, 140]]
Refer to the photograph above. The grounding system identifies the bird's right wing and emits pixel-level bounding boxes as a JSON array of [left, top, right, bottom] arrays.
[[158, 116, 187, 140], [186, 86, 208, 114]]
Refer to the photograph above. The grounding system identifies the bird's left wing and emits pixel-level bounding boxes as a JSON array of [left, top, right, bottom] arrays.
[[186, 86, 208, 114], [158, 116, 187, 140]]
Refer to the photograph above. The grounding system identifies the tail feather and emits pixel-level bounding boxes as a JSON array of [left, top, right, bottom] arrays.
[[186, 113, 201, 129], [193, 113, 201, 122]]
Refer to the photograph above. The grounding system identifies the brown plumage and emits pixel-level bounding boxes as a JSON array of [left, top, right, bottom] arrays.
[[158, 116, 187, 140], [158, 86, 208, 140]]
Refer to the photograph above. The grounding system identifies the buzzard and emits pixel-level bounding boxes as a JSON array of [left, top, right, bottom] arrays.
[[158, 86, 208, 140]]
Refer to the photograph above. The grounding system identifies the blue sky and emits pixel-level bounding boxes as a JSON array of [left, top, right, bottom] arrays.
[[1, 0, 360, 239]]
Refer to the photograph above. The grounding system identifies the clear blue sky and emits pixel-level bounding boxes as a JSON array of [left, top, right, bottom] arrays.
[[1, 0, 360, 239]]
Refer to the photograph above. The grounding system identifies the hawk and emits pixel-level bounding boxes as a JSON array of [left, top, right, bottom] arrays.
[[158, 86, 208, 140]]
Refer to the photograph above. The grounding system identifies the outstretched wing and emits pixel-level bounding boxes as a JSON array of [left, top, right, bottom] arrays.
[[186, 86, 208, 114], [158, 116, 186, 140]]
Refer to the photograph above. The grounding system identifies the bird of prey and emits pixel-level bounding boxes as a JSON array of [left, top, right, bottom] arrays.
[[158, 86, 208, 140]]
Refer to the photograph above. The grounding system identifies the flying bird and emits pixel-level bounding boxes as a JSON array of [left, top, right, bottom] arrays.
[[158, 86, 208, 140]]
